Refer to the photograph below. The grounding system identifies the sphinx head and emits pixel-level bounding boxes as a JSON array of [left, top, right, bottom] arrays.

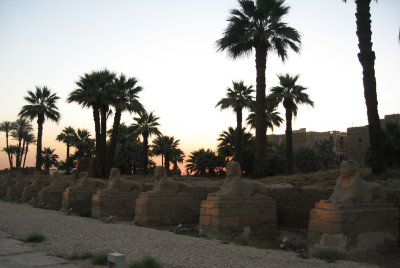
[[226, 161, 241, 177], [109, 168, 120, 182], [340, 160, 359, 178], [154, 166, 167, 182]]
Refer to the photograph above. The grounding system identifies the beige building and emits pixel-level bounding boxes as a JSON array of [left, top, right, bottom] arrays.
[[347, 114, 400, 165]]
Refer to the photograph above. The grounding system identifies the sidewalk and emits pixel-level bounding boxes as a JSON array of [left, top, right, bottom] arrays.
[[0, 230, 77, 268]]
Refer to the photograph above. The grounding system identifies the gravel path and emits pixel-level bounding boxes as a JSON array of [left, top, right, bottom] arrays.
[[0, 201, 375, 268]]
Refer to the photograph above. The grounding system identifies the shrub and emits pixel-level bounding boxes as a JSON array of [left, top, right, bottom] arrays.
[[25, 233, 45, 243], [295, 147, 319, 173], [68, 252, 93, 260], [130, 256, 162, 268], [91, 253, 108, 265]]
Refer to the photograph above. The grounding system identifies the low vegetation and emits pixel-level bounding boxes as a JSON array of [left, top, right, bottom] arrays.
[[312, 250, 346, 263], [24, 233, 45, 243], [67, 252, 93, 260], [91, 253, 108, 265], [130, 256, 162, 268]]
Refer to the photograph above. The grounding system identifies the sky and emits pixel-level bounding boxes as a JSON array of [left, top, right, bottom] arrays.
[[0, 0, 399, 170]]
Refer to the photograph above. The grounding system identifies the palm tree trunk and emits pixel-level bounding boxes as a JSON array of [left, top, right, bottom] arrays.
[[109, 108, 122, 169], [100, 106, 108, 177], [20, 139, 26, 169], [66, 143, 70, 175], [253, 46, 267, 178], [36, 118, 44, 170], [93, 107, 102, 177], [5, 133, 12, 169], [236, 109, 243, 168], [23, 144, 29, 168], [284, 104, 293, 174], [142, 132, 149, 174], [165, 153, 170, 176], [355, 0, 385, 174]]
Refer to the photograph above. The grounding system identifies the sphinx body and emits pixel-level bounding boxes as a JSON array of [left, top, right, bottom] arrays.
[[101, 168, 142, 194], [147, 166, 191, 195]]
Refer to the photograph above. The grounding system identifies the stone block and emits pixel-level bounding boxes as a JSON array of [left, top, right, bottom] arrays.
[[199, 194, 277, 238], [91, 191, 140, 220], [308, 200, 399, 256], [61, 189, 93, 215], [134, 193, 200, 226]]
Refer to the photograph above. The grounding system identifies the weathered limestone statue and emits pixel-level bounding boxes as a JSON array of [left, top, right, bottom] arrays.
[[211, 161, 268, 197], [134, 166, 199, 226], [6, 172, 32, 201], [61, 172, 107, 215], [308, 160, 398, 256], [21, 171, 52, 203], [92, 168, 142, 220], [38, 172, 75, 208], [0, 174, 16, 199], [329, 161, 386, 203], [199, 161, 277, 238]]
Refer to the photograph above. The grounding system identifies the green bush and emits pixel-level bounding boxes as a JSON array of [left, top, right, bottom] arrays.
[[91, 253, 108, 265], [68, 252, 93, 260], [313, 250, 345, 263], [295, 147, 319, 173], [25, 233, 45, 243], [130, 256, 162, 268]]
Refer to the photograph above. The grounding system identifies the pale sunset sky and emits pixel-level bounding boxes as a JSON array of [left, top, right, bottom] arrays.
[[0, 0, 399, 170]]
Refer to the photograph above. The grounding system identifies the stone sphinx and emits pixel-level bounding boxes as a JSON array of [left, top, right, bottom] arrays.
[[61, 172, 107, 215], [134, 166, 199, 226], [38, 172, 75, 208], [308, 160, 398, 256], [0, 174, 16, 199], [329, 161, 386, 203], [199, 161, 277, 238], [6, 172, 32, 201], [92, 168, 142, 220], [21, 171, 52, 203]]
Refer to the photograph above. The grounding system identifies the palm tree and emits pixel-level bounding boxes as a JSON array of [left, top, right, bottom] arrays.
[[41, 147, 58, 173], [68, 69, 116, 177], [19, 86, 60, 170], [72, 128, 95, 161], [216, 81, 254, 166], [108, 74, 144, 168], [2, 146, 18, 168], [10, 117, 34, 169], [315, 139, 335, 169], [56, 126, 77, 174], [171, 148, 185, 176], [217, 0, 301, 178], [246, 100, 283, 133], [131, 111, 161, 174], [0, 121, 13, 168], [185, 148, 223, 177], [342, 0, 384, 174], [22, 132, 36, 168], [151, 135, 181, 175], [269, 74, 313, 174]]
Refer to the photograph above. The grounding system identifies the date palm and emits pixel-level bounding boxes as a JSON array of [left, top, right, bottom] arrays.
[[269, 74, 313, 174], [0, 121, 13, 168], [185, 148, 222, 177], [109, 74, 144, 168], [217, 0, 301, 178], [151, 135, 181, 176], [216, 81, 253, 166], [56, 126, 77, 174], [19, 86, 60, 170], [22, 132, 36, 168], [68, 69, 116, 177], [41, 147, 58, 173], [246, 100, 283, 133], [342, 0, 384, 174], [131, 111, 161, 174], [10, 117, 34, 169], [72, 129, 95, 161]]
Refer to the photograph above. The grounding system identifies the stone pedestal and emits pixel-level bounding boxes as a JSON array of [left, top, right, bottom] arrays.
[[61, 189, 94, 216], [6, 182, 30, 201], [308, 200, 399, 256], [0, 178, 16, 199], [38, 188, 65, 209], [92, 191, 141, 220], [134, 193, 200, 226], [22, 180, 51, 203], [199, 195, 277, 238]]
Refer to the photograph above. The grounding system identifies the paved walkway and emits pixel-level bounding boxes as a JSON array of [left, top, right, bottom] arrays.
[[0, 230, 77, 268]]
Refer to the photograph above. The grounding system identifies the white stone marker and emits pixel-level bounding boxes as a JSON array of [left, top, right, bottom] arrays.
[[107, 253, 125, 268]]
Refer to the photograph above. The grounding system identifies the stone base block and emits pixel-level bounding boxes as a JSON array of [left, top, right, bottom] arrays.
[[199, 195, 277, 239], [308, 200, 399, 256], [38, 188, 65, 209], [134, 193, 200, 226], [21, 185, 41, 203], [92, 191, 141, 220], [61, 189, 93, 216], [6, 186, 25, 201]]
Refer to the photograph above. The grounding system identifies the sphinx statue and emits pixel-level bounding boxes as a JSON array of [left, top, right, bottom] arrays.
[[68, 172, 106, 191], [212, 161, 268, 197], [91, 168, 142, 220], [22, 171, 51, 203], [38, 171, 75, 208], [329, 160, 386, 203], [147, 166, 191, 195], [7, 172, 31, 201]]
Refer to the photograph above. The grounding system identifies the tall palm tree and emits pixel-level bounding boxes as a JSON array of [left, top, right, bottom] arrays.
[[151, 135, 181, 176], [247, 100, 283, 133], [72, 128, 95, 161], [68, 69, 116, 177], [216, 81, 254, 166], [342, 0, 384, 174], [131, 111, 161, 174], [56, 126, 77, 174], [269, 74, 313, 174], [217, 0, 301, 178], [0, 121, 13, 168], [109, 74, 144, 168], [10, 117, 34, 169], [22, 132, 35, 168], [41, 147, 58, 173], [19, 86, 60, 170]]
